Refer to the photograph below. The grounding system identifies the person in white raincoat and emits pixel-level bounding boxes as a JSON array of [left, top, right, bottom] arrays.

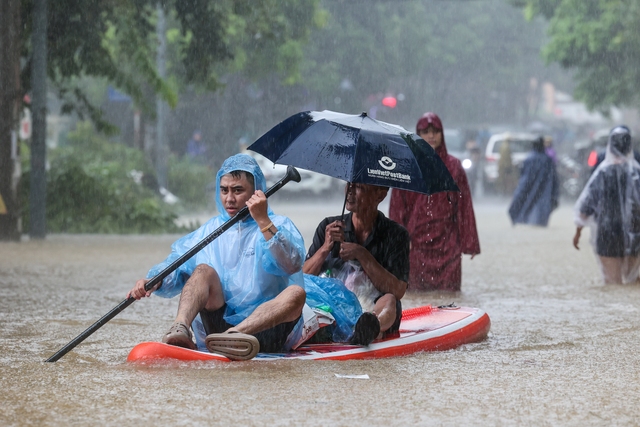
[[573, 126, 640, 284], [127, 154, 306, 360]]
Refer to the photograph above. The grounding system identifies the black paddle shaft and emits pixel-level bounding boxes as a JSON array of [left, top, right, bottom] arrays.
[[45, 166, 301, 363]]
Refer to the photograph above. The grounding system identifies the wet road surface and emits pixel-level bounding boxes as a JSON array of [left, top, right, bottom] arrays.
[[1, 197, 639, 426]]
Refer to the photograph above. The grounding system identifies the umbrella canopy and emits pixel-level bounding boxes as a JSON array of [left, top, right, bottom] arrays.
[[247, 110, 459, 195]]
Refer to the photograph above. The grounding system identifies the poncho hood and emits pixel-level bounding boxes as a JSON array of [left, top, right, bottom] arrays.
[[607, 126, 633, 160], [416, 112, 448, 159], [214, 154, 273, 221]]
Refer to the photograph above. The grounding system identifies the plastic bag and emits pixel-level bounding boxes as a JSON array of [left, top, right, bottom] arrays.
[[284, 303, 336, 350], [301, 274, 363, 342], [333, 260, 382, 312]]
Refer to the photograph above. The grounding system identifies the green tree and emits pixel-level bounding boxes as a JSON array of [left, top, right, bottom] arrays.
[[301, 0, 567, 128], [511, 0, 640, 111], [0, 0, 322, 240]]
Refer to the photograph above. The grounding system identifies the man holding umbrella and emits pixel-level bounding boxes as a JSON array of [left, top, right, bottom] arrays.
[[247, 110, 459, 345], [303, 183, 410, 345], [127, 154, 306, 360]]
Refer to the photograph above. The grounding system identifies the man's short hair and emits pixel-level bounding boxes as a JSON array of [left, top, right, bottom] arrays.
[[226, 170, 255, 190]]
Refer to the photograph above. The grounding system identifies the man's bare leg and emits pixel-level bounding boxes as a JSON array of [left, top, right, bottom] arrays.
[[163, 264, 225, 349], [229, 285, 306, 335], [622, 255, 640, 284], [599, 256, 623, 284], [175, 264, 225, 326], [373, 293, 397, 336]]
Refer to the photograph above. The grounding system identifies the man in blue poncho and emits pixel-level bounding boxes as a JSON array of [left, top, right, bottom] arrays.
[[127, 154, 306, 360]]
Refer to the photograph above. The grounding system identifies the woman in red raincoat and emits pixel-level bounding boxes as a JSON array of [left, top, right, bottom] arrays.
[[389, 112, 480, 291]]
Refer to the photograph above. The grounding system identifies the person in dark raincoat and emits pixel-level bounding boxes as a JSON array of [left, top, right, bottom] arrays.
[[389, 112, 480, 292], [573, 126, 640, 284], [508, 137, 559, 227]]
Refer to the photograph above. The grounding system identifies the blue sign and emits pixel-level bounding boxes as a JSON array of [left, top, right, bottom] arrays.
[[107, 86, 132, 102]]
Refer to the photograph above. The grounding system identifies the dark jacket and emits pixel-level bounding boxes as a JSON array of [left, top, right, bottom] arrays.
[[508, 151, 559, 227]]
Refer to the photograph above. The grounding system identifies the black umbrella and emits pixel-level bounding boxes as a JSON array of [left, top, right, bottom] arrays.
[[248, 110, 459, 195], [248, 110, 459, 255]]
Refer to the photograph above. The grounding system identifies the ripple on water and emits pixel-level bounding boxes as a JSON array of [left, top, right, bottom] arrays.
[[1, 204, 640, 425]]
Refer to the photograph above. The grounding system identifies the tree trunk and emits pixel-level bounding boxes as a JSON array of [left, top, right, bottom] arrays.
[[0, 0, 22, 241], [155, 3, 168, 190], [29, 0, 48, 239]]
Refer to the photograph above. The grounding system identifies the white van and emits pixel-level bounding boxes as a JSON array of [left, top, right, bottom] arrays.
[[248, 152, 340, 196], [484, 132, 539, 184]]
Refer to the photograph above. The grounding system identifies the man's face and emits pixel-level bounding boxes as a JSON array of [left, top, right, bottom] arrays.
[[219, 173, 254, 216], [418, 126, 443, 149], [345, 183, 385, 213]]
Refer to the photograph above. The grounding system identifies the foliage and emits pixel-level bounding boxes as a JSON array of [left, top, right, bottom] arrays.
[[167, 155, 214, 209], [22, 0, 167, 132], [298, 0, 566, 128], [511, 0, 640, 111], [3, 0, 322, 239], [19, 0, 323, 128], [222, 0, 324, 86], [20, 123, 189, 234]]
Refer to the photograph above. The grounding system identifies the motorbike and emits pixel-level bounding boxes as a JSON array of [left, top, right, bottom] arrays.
[[556, 154, 583, 199]]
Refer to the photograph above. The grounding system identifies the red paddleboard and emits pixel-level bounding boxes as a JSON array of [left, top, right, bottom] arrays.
[[127, 305, 490, 362]]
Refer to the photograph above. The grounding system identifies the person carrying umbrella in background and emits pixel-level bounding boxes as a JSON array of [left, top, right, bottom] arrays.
[[573, 126, 640, 284], [389, 112, 480, 292], [508, 136, 559, 227], [303, 182, 410, 346]]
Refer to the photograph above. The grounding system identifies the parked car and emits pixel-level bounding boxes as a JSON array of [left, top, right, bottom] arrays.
[[444, 129, 467, 159], [249, 152, 340, 196], [483, 132, 539, 187], [444, 128, 482, 195], [556, 154, 583, 199]]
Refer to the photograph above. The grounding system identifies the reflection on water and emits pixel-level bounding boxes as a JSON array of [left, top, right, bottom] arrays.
[[1, 199, 639, 425]]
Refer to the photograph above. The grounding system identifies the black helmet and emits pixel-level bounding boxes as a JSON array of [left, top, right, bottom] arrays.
[[609, 126, 632, 156]]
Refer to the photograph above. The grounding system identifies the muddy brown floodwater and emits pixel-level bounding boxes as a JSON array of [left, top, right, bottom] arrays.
[[1, 197, 639, 426]]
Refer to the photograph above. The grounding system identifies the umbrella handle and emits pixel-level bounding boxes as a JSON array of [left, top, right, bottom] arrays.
[[331, 241, 341, 258], [331, 182, 350, 257], [44, 166, 301, 363]]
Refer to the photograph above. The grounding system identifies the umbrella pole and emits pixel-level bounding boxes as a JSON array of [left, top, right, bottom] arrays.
[[331, 183, 350, 257]]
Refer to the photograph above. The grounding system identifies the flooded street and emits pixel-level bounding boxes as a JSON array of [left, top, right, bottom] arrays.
[[2, 196, 639, 426]]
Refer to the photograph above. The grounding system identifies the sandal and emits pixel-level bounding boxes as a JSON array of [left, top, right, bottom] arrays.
[[162, 322, 196, 350], [349, 312, 380, 346], [205, 330, 260, 361]]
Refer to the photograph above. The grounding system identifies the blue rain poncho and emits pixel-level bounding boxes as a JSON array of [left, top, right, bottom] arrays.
[[148, 154, 305, 349], [508, 139, 559, 227]]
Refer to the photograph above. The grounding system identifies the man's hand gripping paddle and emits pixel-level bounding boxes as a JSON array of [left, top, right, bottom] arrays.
[[45, 166, 301, 362]]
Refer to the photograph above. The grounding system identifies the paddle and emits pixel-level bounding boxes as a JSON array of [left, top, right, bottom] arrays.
[[45, 166, 301, 362]]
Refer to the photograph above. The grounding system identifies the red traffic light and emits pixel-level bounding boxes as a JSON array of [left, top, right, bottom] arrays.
[[381, 96, 397, 108]]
